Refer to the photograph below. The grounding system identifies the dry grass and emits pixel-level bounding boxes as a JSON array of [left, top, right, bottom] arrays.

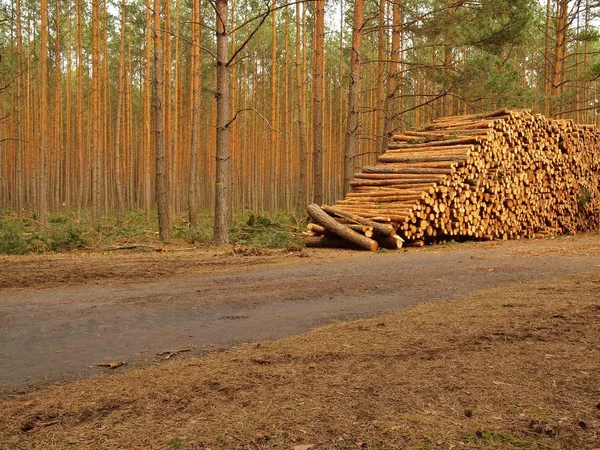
[[1, 273, 599, 450]]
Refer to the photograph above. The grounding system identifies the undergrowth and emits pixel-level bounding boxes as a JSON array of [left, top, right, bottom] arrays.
[[0, 209, 305, 255]]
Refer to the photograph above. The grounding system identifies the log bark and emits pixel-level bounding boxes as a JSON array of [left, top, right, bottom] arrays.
[[304, 235, 360, 249], [321, 205, 395, 236], [307, 204, 378, 251]]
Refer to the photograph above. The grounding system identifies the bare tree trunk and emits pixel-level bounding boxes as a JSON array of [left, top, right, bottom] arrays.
[[343, 0, 364, 194], [543, 0, 551, 115], [214, 0, 231, 245], [0, 108, 3, 217], [375, 0, 386, 156], [270, 1, 278, 214], [153, 0, 169, 241], [39, 0, 49, 224], [295, 1, 308, 212], [16, 0, 24, 217], [144, 0, 152, 221], [76, 0, 84, 214], [114, 0, 127, 224], [312, 0, 325, 205], [189, 0, 202, 227], [54, 0, 62, 210], [91, 0, 101, 218], [552, 0, 568, 117], [441, 0, 453, 117], [382, 0, 401, 150]]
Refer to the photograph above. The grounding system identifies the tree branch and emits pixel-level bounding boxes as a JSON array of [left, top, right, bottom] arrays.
[[226, 108, 280, 131]]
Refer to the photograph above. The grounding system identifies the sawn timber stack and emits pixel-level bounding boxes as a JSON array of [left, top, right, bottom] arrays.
[[305, 109, 600, 250]]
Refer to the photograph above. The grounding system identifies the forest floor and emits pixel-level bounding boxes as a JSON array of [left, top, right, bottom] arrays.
[[1, 233, 599, 449]]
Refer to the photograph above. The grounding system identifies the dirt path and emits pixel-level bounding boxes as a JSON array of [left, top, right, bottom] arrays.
[[1, 234, 599, 392]]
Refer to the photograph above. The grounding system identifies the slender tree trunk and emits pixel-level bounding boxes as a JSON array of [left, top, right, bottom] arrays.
[[153, 0, 169, 241], [91, 0, 101, 218], [114, 0, 127, 224], [214, 0, 231, 244], [442, 0, 453, 117], [312, 0, 325, 205], [376, 0, 386, 156], [54, 0, 62, 209], [76, 0, 84, 213], [543, 0, 551, 116], [0, 109, 3, 216], [343, 0, 364, 194], [552, 0, 568, 117], [144, 0, 153, 220], [270, 1, 278, 213], [282, 5, 290, 211], [65, 13, 72, 208], [295, 1, 308, 212], [164, 0, 172, 225], [189, 0, 202, 227], [382, 0, 401, 150], [39, 0, 49, 224], [15, 0, 24, 217]]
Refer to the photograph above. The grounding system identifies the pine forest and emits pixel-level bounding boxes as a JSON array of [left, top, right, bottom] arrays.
[[0, 0, 599, 244]]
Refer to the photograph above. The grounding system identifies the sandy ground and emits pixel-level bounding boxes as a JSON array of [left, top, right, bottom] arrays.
[[0, 237, 598, 448], [1, 234, 599, 393]]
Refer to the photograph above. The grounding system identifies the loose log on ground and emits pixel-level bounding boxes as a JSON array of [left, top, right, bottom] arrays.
[[307, 204, 379, 251], [321, 205, 396, 236]]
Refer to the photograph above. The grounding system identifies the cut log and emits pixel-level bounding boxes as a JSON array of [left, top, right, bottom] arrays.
[[307, 204, 379, 251], [303, 235, 360, 249], [321, 205, 397, 236], [307, 223, 326, 235], [362, 165, 454, 175]]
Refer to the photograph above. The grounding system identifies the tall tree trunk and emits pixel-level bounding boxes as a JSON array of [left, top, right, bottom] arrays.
[[382, 0, 401, 150], [295, 1, 308, 212], [91, 0, 101, 218], [312, 0, 325, 205], [375, 0, 386, 156], [442, 0, 453, 117], [54, 0, 62, 209], [153, 0, 169, 241], [164, 0, 173, 225], [114, 0, 127, 224], [552, 0, 568, 117], [144, 0, 153, 220], [189, 0, 202, 227], [543, 0, 551, 116], [214, 0, 231, 244], [270, 1, 278, 213], [76, 0, 84, 214], [39, 0, 49, 224], [343, 0, 364, 194], [15, 0, 24, 217]]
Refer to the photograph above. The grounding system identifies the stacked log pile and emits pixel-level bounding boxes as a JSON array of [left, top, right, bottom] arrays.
[[305, 109, 600, 250]]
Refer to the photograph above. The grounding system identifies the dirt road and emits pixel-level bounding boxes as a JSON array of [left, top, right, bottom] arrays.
[[1, 234, 599, 392]]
